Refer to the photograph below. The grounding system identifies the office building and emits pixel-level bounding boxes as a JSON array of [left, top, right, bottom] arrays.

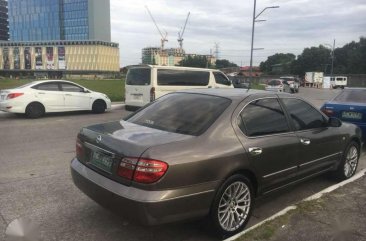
[[8, 0, 111, 42], [0, 0, 9, 40]]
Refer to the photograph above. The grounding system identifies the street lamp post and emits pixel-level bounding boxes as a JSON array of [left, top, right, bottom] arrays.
[[249, 1, 279, 84]]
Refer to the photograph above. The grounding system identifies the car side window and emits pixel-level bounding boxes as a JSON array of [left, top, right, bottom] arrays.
[[33, 83, 60, 91], [61, 83, 83, 92], [213, 72, 231, 86], [281, 98, 326, 131], [238, 98, 289, 137]]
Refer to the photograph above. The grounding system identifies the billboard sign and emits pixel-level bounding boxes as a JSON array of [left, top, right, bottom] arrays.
[[24, 47, 32, 70], [58, 46, 66, 70], [35, 47, 43, 69], [3, 47, 10, 69], [46, 47, 54, 70], [13, 47, 20, 69]]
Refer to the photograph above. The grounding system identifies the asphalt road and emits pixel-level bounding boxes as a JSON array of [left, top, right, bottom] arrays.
[[0, 87, 365, 241]]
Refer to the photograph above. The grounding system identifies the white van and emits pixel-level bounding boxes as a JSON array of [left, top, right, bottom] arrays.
[[125, 65, 233, 109], [331, 76, 347, 89]]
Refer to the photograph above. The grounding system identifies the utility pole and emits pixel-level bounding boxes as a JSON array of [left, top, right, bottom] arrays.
[[330, 39, 335, 77], [249, 1, 279, 83]]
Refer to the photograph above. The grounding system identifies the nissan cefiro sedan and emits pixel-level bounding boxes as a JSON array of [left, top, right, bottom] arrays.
[[71, 89, 362, 237], [0, 80, 111, 118]]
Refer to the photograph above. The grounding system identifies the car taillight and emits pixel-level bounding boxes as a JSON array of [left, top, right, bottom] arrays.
[[118, 157, 168, 184], [76, 137, 84, 159], [321, 107, 334, 117], [7, 93, 24, 99], [150, 87, 155, 102]]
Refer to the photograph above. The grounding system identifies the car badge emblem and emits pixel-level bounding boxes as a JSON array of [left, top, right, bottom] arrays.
[[96, 135, 102, 144]]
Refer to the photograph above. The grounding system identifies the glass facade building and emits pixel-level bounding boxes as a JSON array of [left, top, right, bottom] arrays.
[[8, 0, 110, 42], [0, 0, 9, 40]]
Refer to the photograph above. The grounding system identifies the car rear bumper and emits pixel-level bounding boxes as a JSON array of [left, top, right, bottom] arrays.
[[70, 158, 216, 225], [0, 100, 25, 113]]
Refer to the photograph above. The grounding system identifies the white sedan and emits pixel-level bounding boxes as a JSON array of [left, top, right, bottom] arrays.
[[0, 80, 111, 118]]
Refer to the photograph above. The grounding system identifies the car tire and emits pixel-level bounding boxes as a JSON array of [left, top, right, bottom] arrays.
[[92, 100, 106, 114], [25, 102, 45, 118], [334, 141, 360, 180], [210, 174, 254, 238]]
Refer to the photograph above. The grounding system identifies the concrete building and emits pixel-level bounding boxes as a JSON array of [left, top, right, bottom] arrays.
[[142, 47, 215, 67], [0, 0, 9, 40], [0, 40, 119, 78], [8, 0, 111, 42]]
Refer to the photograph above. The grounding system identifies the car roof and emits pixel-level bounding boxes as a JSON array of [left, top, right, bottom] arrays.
[[175, 88, 290, 101]]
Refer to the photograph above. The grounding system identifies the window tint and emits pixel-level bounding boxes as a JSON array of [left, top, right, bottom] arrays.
[[333, 90, 366, 103], [157, 69, 209, 86], [61, 83, 83, 92], [282, 98, 326, 131], [213, 72, 231, 86], [126, 93, 231, 136], [34, 83, 60, 91], [126, 68, 151, 85], [268, 80, 281, 86], [239, 98, 289, 136]]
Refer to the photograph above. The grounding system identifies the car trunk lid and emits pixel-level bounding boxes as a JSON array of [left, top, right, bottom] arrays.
[[77, 120, 193, 185], [324, 102, 366, 124]]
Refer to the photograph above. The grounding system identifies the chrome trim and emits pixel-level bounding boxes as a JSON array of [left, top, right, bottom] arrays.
[[299, 152, 342, 168], [263, 166, 298, 179], [84, 142, 115, 157]]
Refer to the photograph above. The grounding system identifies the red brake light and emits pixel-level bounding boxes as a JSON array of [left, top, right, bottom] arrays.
[[150, 87, 155, 102], [7, 93, 24, 99], [117, 157, 168, 184], [76, 137, 84, 159], [321, 108, 334, 117]]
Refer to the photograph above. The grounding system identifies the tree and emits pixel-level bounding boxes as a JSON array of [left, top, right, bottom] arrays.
[[291, 45, 331, 76], [178, 55, 213, 68], [215, 59, 238, 69], [259, 53, 295, 74]]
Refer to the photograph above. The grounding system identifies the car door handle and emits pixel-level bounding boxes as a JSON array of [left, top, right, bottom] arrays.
[[248, 147, 262, 156], [300, 138, 311, 145], [65, 94, 72, 96], [38, 92, 45, 94]]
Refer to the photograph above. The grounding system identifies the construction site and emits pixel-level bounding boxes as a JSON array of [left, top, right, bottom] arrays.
[[141, 7, 216, 66]]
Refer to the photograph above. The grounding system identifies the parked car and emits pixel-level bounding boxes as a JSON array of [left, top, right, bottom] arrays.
[[71, 89, 361, 237], [125, 65, 233, 110], [265, 79, 290, 93], [0, 80, 111, 118], [280, 76, 300, 93], [321, 87, 366, 140]]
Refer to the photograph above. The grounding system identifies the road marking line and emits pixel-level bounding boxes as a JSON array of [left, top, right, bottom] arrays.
[[224, 168, 366, 241]]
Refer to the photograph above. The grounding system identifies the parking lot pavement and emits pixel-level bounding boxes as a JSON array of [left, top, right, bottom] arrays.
[[0, 88, 364, 241]]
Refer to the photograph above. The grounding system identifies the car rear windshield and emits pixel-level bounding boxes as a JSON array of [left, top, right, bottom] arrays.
[[126, 93, 231, 136], [268, 80, 281, 85], [333, 89, 366, 103], [157, 69, 210, 86], [126, 68, 151, 85]]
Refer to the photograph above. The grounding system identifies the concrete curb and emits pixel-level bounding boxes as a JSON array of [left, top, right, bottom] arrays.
[[224, 169, 366, 241]]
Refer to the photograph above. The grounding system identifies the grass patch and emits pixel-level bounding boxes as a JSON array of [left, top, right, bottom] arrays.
[[251, 83, 265, 90], [237, 199, 325, 241], [0, 78, 125, 102]]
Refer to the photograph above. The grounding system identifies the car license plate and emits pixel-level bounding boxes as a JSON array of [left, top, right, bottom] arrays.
[[132, 94, 142, 100], [90, 151, 113, 173], [342, 111, 362, 120]]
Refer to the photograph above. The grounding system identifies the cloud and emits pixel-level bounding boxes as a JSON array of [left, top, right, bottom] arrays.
[[110, 0, 366, 66]]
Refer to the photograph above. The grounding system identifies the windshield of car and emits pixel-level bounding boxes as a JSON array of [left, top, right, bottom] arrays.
[[126, 68, 151, 85], [126, 93, 232, 136], [12, 82, 35, 89], [333, 89, 366, 103]]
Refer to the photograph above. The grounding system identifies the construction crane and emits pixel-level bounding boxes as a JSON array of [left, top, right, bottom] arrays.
[[145, 6, 168, 50], [177, 12, 190, 49]]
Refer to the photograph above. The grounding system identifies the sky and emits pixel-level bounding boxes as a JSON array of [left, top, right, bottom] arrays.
[[110, 0, 366, 67]]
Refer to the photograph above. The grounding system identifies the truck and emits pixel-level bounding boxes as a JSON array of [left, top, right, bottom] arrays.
[[330, 76, 347, 89], [305, 72, 324, 85]]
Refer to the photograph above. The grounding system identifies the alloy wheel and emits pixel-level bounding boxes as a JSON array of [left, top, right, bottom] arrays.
[[344, 145, 358, 178]]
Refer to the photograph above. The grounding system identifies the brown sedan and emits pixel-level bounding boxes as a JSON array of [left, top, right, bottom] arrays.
[[71, 89, 362, 237]]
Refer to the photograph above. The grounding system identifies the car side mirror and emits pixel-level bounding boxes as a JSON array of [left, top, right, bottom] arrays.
[[83, 89, 90, 93], [328, 117, 342, 127]]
